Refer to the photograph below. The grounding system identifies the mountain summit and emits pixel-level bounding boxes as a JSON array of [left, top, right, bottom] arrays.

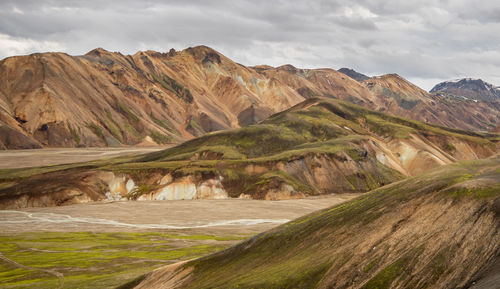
[[430, 78, 500, 101], [338, 67, 370, 82]]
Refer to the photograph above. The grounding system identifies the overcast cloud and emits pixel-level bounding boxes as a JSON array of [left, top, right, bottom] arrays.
[[1, 0, 500, 90]]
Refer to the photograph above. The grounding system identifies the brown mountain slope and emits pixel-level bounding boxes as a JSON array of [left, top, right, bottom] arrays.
[[1, 46, 500, 149], [256, 65, 500, 132], [364, 74, 500, 132], [130, 157, 500, 289], [0, 46, 303, 149]]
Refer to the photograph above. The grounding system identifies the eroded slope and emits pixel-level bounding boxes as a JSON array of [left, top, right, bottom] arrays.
[[0, 46, 303, 149]]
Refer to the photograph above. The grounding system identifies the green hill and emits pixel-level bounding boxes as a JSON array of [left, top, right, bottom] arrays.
[[132, 157, 500, 289]]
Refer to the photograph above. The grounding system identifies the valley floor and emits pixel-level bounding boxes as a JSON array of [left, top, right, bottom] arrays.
[[0, 195, 358, 288], [0, 147, 168, 169]]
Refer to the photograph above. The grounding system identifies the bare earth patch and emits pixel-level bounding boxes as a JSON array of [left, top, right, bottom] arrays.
[[0, 147, 167, 169], [0, 196, 359, 234]]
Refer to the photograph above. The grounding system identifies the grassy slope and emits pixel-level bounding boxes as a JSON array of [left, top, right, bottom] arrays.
[[88, 97, 499, 197], [1, 97, 496, 181], [139, 97, 499, 163], [145, 157, 500, 288]]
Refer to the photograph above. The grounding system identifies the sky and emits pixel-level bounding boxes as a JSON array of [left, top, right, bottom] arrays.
[[1, 0, 500, 90]]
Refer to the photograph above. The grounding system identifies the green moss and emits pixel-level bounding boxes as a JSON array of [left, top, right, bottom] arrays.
[[0, 232, 239, 289], [148, 129, 171, 144], [105, 109, 122, 131], [365, 115, 414, 139], [364, 258, 379, 273], [186, 118, 204, 135], [104, 109, 124, 141], [118, 103, 140, 123], [163, 145, 243, 161], [361, 256, 410, 289], [152, 73, 193, 103], [150, 114, 180, 136], [446, 185, 500, 198], [86, 122, 105, 142], [103, 119, 122, 142], [126, 184, 160, 199], [256, 171, 317, 196], [67, 122, 81, 145], [115, 274, 146, 289], [445, 143, 456, 152], [124, 123, 140, 139]]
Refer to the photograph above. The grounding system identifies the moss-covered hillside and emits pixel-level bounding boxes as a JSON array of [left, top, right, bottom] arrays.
[[133, 157, 500, 289]]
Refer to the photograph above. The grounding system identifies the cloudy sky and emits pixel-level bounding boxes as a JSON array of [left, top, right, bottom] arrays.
[[1, 0, 500, 90]]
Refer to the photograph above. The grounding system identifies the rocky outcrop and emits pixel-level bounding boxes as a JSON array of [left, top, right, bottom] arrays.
[[137, 176, 228, 201]]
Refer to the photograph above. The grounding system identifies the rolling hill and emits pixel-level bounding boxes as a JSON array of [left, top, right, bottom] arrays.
[[0, 97, 498, 209], [130, 156, 500, 289]]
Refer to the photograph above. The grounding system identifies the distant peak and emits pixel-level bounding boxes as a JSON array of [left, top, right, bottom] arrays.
[[384, 73, 403, 78], [441, 78, 484, 85], [251, 65, 274, 71], [184, 45, 221, 56], [85, 47, 110, 57], [430, 78, 500, 101], [277, 64, 298, 73], [337, 68, 370, 82], [184, 45, 224, 64]]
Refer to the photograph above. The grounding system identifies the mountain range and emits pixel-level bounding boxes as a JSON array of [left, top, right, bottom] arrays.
[[1, 46, 500, 289], [431, 78, 500, 102], [1, 46, 500, 149]]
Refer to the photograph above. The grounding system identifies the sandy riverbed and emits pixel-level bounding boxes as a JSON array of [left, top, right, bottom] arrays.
[[0, 147, 168, 169], [0, 195, 360, 235]]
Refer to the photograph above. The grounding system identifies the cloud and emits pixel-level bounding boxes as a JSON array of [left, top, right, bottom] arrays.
[[0, 33, 64, 58], [1, 0, 500, 90]]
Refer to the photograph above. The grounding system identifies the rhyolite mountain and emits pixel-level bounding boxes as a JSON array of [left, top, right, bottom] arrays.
[[129, 157, 500, 289], [338, 67, 370, 81], [1, 46, 500, 149], [0, 46, 303, 149], [1, 97, 498, 209], [431, 78, 500, 102]]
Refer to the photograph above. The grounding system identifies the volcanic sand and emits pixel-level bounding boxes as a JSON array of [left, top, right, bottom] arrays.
[[0, 195, 359, 235], [0, 147, 167, 169]]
